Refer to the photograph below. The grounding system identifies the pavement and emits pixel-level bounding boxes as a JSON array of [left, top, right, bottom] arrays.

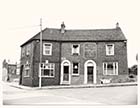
[[3, 81, 138, 90]]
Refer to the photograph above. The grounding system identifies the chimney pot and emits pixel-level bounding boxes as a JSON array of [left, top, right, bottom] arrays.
[[116, 22, 119, 28], [61, 22, 65, 33]]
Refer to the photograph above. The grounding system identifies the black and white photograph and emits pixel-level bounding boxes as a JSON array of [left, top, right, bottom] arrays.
[[0, 0, 139, 107]]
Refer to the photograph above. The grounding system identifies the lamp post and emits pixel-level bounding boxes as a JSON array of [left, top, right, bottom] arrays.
[[39, 18, 42, 88]]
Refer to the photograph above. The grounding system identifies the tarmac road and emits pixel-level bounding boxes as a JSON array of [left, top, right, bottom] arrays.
[[3, 82, 137, 105]]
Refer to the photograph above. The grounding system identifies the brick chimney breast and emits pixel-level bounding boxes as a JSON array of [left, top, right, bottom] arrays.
[[61, 21, 66, 33]]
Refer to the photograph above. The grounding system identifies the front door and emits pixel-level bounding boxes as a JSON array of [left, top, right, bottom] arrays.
[[84, 60, 96, 84], [87, 66, 94, 84], [61, 60, 71, 84], [63, 66, 69, 81]]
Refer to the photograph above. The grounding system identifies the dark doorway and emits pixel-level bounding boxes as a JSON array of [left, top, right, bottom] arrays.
[[87, 66, 94, 84], [19, 65, 23, 85], [63, 66, 69, 81]]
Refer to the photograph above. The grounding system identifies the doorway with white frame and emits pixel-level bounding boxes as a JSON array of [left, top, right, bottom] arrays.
[[84, 60, 96, 84], [60, 60, 71, 84]]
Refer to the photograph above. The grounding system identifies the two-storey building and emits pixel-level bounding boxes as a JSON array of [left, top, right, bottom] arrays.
[[20, 22, 128, 87], [2, 60, 20, 82]]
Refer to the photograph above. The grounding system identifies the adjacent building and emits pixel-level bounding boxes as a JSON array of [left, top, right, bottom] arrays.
[[2, 60, 20, 82], [19, 22, 128, 87]]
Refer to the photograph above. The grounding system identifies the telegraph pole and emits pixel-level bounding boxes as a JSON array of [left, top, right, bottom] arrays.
[[39, 18, 42, 88]]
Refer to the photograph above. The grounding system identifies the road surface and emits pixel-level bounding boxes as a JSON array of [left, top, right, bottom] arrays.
[[3, 83, 137, 105]]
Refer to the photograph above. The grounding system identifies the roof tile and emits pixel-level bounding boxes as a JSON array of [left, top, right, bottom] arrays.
[[21, 27, 127, 47]]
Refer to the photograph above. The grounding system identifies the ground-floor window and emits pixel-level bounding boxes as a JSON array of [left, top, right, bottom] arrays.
[[72, 62, 79, 75], [41, 63, 55, 77], [103, 62, 118, 75], [24, 61, 30, 77]]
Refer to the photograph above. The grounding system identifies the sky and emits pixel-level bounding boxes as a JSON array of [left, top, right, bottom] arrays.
[[0, 0, 139, 67]]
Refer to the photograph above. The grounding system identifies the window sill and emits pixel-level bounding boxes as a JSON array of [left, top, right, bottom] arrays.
[[106, 54, 114, 56], [72, 74, 79, 76], [24, 76, 30, 77], [43, 54, 52, 56], [103, 74, 118, 76], [72, 53, 80, 56], [41, 76, 55, 78]]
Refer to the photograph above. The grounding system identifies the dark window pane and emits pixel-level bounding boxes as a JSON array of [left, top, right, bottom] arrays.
[[50, 70, 54, 76], [104, 63, 107, 70], [41, 69, 44, 75], [73, 69, 78, 74], [64, 66, 69, 74], [44, 69, 50, 76], [45, 50, 50, 54], [107, 63, 113, 70], [45, 44, 51, 46], [73, 45, 78, 48], [73, 63, 78, 74], [41, 64, 43, 68]]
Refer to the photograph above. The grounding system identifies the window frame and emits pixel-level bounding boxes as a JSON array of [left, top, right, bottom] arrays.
[[41, 63, 55, 77], [26, 44, 31, 56], [72, 62, 80, 76], [106, 44, 114, 56], [21, 47, 26, 57], [103, 62, 118, 75], [43, 43, 52, 55], [71, 44, 80, 55], [24, 61, 30, 77]]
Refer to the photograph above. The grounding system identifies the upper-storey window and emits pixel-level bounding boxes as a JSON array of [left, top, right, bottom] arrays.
[[106, 44, 114, 56], [72, 44, 80, 55], [43, 43, 52, 55], [21, 47, 25, 57], [26, 44, 31, 55]]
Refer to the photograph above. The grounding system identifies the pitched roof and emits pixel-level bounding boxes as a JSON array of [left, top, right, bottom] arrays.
[[21, 27, 127, 47]]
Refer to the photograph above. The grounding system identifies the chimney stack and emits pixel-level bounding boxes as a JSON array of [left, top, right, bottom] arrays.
[[116, 22, 119, 28], [61, 22, 66, 33]]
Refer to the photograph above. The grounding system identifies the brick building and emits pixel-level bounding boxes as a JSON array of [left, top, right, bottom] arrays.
[[2, 60, 20, 82], [19, 22, 128, 87]]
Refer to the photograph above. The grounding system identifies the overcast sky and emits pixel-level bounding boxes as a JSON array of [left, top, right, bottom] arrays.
[[0, 0, 139, 67]]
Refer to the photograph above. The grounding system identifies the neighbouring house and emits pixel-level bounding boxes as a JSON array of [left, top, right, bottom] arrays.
[[19, 22, 128, 87], [2, 60, 8, 81], [2, 60, 20, 82]]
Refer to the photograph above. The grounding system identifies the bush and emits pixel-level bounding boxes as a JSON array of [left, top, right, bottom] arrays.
[[114, 75, 136, 83], [129, 65, 137, 75]]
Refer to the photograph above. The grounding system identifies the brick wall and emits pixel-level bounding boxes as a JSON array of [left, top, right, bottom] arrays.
[[61, 42, 97, 85], [20, 40, 128, 86], [61, 41, 128, 84], [97, 42, 128, 76], [20, 42, 34, 86], [32, 41, 61, 86]]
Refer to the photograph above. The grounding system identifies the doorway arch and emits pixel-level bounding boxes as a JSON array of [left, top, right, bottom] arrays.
[[60, 60, 71, 84], [84, 60, 96, 84]]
